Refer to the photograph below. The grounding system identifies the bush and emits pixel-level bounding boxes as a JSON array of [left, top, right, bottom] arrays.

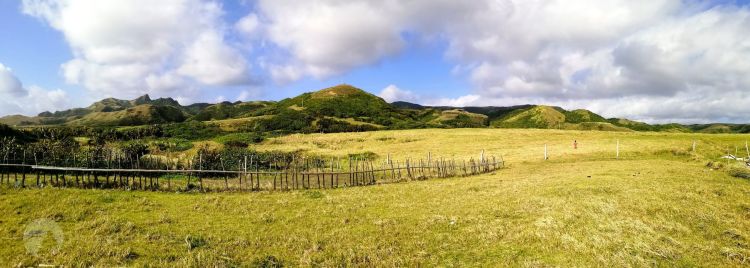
[[151, 138, 193, 152], [120, 141, 150, 161], [315, 118, 379, 133], [348, 151, 378, 161], [162, 121, 223, 140], [214, 133, 264, 147], [728, 167, 750, 179], [185, 235, 207, 250]]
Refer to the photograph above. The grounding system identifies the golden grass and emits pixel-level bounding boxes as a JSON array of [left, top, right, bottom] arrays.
[[1, 128, 750, 266], [257, 128, 749, 163]]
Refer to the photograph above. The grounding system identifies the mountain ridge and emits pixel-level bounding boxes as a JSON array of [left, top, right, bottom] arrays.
[[1, 84, 748, 133]]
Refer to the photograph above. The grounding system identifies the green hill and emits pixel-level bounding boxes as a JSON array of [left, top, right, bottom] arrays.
[[488, 105, 636, 131], [190, 101, 272, 121], [491, 105, 566, 128], [66, 104, 187, 126], [275, 84, 397, 119], [1, 84, 748, 134]]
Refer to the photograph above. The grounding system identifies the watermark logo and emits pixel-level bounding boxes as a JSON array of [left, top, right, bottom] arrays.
[[23, 219, 64, 256]]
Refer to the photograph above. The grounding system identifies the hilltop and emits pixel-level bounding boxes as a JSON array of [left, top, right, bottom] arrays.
[[1, 84, 748, 133]]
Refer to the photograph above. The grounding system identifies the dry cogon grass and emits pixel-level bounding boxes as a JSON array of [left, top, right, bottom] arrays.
[[1, 128, 749, 266]]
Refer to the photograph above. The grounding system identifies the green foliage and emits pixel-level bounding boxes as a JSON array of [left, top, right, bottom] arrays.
[[441, 114, 487, 128], [0, 123, 33, 142], [120, 141, 150, 161], [253, 110, 315, 133], [314, 118, 379, 133], [303, 191, 325, 199], [185, 235, 207, 250], [214, 133, 265, 148], [151, 138, 193, 152], [347, 151, 378, 160], [162, 121, 224, 140], [564, 109, 607, 123], [190, 102, 269, 121]]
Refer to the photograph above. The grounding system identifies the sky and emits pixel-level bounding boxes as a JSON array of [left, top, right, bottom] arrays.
[[1, 0, 749, 124]]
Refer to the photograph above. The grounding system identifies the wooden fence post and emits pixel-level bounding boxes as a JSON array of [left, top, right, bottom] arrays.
[[198, 153, 203, 191], [616, 139, 620, 159], [544, 144, 548, 160], [692, 140, 696, 152]]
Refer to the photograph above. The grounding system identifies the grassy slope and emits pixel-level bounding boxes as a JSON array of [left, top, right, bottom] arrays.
[[66, 105, 187, 126], [2, 129, 750, 266]]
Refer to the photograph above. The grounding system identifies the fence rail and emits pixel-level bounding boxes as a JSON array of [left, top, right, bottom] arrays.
[[0, 154, 504, 192]]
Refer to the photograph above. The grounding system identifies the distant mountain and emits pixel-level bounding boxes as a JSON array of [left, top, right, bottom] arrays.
[[1, 84, 748, 133]]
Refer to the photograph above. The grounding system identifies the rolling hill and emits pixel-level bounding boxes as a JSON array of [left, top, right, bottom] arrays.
[[0, 84, 748, 133]]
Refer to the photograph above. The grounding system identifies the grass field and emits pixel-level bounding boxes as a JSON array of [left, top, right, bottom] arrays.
[[1, 128, 750, 266]]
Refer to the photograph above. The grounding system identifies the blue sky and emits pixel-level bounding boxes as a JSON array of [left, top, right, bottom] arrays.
[[0, 0, 467, 105], [1, 0, 750, 123]]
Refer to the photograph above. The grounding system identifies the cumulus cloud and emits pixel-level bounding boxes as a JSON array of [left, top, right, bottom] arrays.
[[247, 0, 750, 122], [22, 0, 255, 99], [379, 85, 418, 103], [0, 63, 70, 116], [0, 64, 27, 97], [256, 0, 406, 81], [14, 0, 750, 122]]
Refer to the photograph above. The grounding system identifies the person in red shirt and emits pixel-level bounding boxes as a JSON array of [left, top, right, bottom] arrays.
[[574, 140, 578, 149]]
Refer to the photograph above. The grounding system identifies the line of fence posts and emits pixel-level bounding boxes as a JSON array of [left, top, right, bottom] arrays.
[[0, 150, 504, 192], [538, 139, 750, 162]]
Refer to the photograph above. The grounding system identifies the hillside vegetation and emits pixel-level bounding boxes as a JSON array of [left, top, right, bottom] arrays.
[[1, 84, 750, 134]]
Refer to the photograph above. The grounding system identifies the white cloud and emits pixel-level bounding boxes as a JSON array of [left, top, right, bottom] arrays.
[[14, 0, 750, 122], [0, 64, 27, 97], [176, 31, 251, 85], [256, 0, 406, 81], [235, 13, 260, 36], [248, 1, 750, 122], [22, 0, 255, 99], [0, 63, 71, 116], [378, 85, 418, 103]]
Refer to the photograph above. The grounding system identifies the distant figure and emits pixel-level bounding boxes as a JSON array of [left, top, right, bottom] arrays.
[[574, 140, 578, 149]]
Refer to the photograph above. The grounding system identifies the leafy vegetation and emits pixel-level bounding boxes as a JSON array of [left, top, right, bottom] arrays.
[[214, 132, 264, 148]]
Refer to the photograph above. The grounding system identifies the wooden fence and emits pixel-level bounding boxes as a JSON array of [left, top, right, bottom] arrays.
[[0, 154, 504, 192]]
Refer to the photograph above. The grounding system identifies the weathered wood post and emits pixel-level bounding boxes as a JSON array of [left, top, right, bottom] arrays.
[[198, 153, 203, 191], [544, 144, 548, 160], [241, 155, 247, 190], [746, 141, 749, 159], [692, 140, 696, 152], [406, 159, 412, 180], [616, 139, 620, 159]]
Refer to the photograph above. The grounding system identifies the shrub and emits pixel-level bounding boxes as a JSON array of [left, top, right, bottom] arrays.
[[348, 151, 378, 160], [214, 133, 264, 147], [185, 235, 207, 250], [728, 167, 750, 179], [151, 138, 193, 152], [162, 121, 223, 140], [315, 118, 379, 133]]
